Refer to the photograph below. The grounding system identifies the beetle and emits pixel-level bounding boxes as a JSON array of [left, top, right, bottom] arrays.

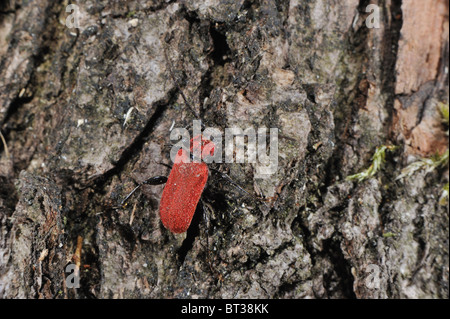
[[121, 134, 215, 233], [160, 134, 215, 233]]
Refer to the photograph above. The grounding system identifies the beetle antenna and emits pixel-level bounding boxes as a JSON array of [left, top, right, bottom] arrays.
[[120, 184, 141, 207], [163, 43, 200, 119]]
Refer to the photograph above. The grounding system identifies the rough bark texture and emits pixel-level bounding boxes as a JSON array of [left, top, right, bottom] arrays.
[[0, 0, 448, 299]]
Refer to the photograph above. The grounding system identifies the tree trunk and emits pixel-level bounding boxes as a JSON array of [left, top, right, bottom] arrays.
[[0, 0, 448, 299]]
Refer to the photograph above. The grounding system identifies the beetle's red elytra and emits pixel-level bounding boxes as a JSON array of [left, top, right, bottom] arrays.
[[159, 135, 215, 233]]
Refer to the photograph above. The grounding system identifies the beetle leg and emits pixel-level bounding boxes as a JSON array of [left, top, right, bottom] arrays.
[[120, 176, 168, 207], [142, 175, 168, 185], [199, 199, 214, 272], [209, 167, 270, 208]]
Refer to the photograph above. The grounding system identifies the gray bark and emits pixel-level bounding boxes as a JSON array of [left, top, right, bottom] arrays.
[[0, 0, 448, 298]]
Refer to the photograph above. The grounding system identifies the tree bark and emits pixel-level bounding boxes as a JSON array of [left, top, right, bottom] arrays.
[[0, 0, 448, 299]]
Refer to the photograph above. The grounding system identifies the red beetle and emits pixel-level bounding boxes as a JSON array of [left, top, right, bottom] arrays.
[[159, 135, 215, 233], [121, 135, 215, 233]]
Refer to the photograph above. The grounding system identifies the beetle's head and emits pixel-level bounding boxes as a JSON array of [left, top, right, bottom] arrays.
[[174, 135, 216, 164], [190, 135, 215, 162]]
